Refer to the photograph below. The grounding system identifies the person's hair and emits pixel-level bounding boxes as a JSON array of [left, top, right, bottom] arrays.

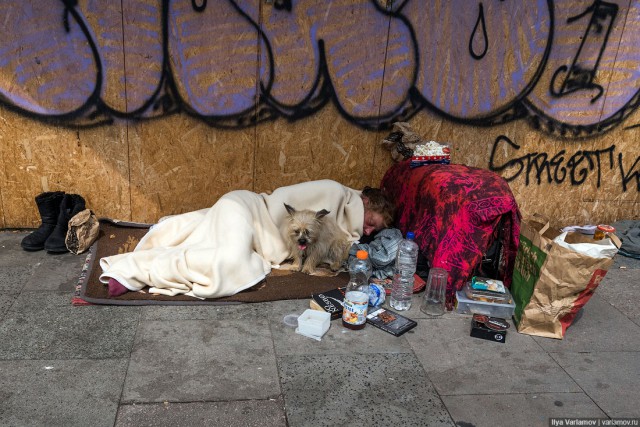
[[361, 186, 395, 228]]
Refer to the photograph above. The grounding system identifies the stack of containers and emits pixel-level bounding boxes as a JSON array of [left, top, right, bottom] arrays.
[[455, 277, 515, 319]]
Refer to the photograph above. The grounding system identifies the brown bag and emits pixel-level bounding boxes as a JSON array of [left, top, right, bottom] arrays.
[[511, 214, 619, 339], [65, 209, 100, 255]]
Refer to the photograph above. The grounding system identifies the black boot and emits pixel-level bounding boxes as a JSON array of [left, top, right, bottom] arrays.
[[21, 191, 65, 251], [44, 194, 86, 254]]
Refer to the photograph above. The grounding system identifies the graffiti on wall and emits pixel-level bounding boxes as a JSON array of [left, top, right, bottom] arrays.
[[489, 135, 640, 191], [0, 0, 639, 136]]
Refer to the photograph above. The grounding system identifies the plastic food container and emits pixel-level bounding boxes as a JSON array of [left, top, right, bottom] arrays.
[[463, 281, 513, 304], [455, 289, 515, 319], [295, 309, 331, 340]]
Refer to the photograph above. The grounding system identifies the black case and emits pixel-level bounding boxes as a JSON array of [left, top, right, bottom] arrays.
[[366, 307, 417, 337], [470, 319, 507, 343]]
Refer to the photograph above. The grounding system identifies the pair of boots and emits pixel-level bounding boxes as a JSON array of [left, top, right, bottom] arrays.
[[21, 192, 86, 253]]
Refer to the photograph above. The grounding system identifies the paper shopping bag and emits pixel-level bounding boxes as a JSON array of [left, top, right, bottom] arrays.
[[511, 214, 618, 339], [65, 209, 100, 255]]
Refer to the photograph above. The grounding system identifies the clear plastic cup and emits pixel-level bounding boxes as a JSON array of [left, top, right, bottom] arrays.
[[420, 268, 448, 316]]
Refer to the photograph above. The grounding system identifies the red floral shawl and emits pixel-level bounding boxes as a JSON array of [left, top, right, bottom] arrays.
[[381, 161, 521, 308]]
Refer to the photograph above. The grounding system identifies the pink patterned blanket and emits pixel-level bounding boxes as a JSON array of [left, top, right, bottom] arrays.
[[381, 161, 521, 308]]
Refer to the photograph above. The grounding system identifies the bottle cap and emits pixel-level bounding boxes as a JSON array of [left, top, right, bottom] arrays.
[[356, 250, 368, 260], [406, 231, 415, 239], [596, 224, 615, 233]]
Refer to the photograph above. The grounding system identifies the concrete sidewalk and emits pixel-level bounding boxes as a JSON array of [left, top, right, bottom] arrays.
[[1, 229, 639, 427]]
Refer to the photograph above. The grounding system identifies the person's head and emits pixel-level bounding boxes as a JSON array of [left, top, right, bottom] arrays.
[[361, 186, 395, 236]]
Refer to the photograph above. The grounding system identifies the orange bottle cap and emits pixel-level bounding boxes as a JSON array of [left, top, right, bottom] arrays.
[[597, 224, 615, 233], [356, 250, 369, 260]]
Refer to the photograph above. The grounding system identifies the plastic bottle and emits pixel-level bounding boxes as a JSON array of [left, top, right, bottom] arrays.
[[389, 231, 419, 311], [342, 250, 373, 330]]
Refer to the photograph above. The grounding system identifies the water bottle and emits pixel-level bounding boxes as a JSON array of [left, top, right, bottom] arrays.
[[342, 250, 372, 330], [389, 231, 419, 311]]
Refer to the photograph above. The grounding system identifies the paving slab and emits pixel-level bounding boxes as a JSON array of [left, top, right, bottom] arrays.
[[140, 298, 308, 322], [0, 293, 18, 319], [141, 302, 265, 321], [0, 265, 34, 294], [595, 268, 640, 326], [278, 353, 454, 427], [442, 392, 607, 427], [270, 312, 415, 356], [406, 316, 581, 395], [551, 351, 640, 418], [115, 399, 288, 427], [611, 253, 640, 269], [0, 232, 50, 268], [122, 319, 280, 403], [23, 251, 86, 291], [0, 230, 28, 244], [1, 229, 639, 426], [0, 291, 140, 359], [0, 358, 127, 427], [264, 298, 324, 320], [531, 294, 640, 353]]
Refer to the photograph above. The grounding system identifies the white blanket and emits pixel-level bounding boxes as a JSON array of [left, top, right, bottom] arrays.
[[99, 180, 364, 298]]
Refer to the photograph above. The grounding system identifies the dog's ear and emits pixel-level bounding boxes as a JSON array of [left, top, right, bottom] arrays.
[[284, 203, 296, 216], [315, 209, 330, 219]]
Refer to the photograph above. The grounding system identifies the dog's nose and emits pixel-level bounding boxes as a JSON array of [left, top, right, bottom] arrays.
[[298, 238, 307, 245]]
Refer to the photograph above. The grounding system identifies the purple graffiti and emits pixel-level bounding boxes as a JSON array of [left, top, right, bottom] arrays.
[[168, 0, 263, 117], [82, 0, 165, 116], [0, 0, 639, 136], [401, 0, 551, 120], [257, 0, 415, 123], [0, 1, 99, 117]]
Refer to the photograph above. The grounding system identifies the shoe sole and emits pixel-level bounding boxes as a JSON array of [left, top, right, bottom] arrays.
[[45, 248, 69, 254], [21, 245, 44, 251]]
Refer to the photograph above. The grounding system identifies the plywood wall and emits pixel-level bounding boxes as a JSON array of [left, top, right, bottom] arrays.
[[0, 0, 638, 229], [0, 110, 131, 228], [128, 116, 257, 223]]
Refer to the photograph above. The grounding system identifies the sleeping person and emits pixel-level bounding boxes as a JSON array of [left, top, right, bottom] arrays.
[[101, 180, 394, 298]]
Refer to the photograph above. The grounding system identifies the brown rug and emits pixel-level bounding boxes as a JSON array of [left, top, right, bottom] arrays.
[[74, 219, 348, 305]]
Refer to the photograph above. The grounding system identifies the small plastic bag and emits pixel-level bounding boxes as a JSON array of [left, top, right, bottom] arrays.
[[553, 232, 618, 259]]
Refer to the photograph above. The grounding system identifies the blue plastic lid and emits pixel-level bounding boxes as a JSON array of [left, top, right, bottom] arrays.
[[406, 231, 415, 239]]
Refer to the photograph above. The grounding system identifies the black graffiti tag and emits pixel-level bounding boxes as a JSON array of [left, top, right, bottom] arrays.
[[489, 135, 639, 191]]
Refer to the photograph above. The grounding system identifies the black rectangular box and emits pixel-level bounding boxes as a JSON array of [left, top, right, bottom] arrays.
[[366, 308, 417, 337], [470, 320, 507, 343]]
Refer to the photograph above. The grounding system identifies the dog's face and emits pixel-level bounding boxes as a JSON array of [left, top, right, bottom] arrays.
[[283, 204, 329, 253]]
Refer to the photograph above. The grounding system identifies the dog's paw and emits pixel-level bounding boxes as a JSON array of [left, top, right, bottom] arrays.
[[310, 268, 337, 277], [301, 265, 316, 275], [329, 261, 344, 272], [279, 262, 298, 271]]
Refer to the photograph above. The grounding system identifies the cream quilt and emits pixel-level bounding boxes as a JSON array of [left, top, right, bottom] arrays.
[[99, 180, 364, 298]]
